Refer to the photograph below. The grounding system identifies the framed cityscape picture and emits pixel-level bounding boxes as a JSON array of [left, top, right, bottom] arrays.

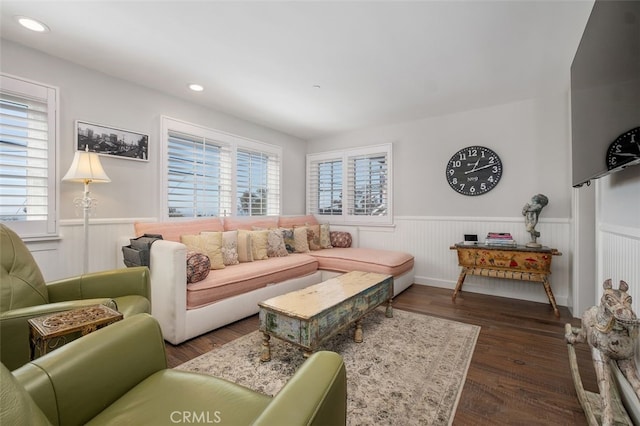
[[75, 120, 149, 161]]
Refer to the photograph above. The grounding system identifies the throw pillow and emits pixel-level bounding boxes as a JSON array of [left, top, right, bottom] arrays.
[[185, 251, 210, 283], [266, 228, 288, 257], [330, 231, 352, 248], [293, 226, 310, 253], [304, 224, 322, 250], [319, 223, 332, 249], [180, 233, 225, 270], [237, 230, 253, 262], [281, 228, 295, 253], [250, 230, 269, 260], [220, 230, 239, 266]]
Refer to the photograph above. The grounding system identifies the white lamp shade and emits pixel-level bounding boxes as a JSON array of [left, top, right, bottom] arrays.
[[62, 150, 111, 183]]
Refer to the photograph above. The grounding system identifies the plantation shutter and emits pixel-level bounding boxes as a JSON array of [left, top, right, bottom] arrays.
[[167, 130, 232, 218], [307, 158, 342, 216], [0, 75, 57, 237], [236, 148, 280, 216], [346, 151, 389, 216]]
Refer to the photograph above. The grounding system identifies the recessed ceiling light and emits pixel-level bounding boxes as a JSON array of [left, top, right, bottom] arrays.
[[16, 16, 50, 33], [188, 83, 204, 92]]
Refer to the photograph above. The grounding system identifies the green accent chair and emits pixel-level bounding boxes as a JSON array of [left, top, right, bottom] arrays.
[[0, 313, 347, 426], [0, 224, 150, 371]]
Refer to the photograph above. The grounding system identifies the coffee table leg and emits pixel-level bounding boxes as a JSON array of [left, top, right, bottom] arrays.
[[386, 298, 393, 318], [260, 333, 271, 362], [354, 320, 363, 343]]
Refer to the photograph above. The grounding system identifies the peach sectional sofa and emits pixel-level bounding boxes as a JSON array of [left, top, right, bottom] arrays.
[[121, 215, 414, 344]]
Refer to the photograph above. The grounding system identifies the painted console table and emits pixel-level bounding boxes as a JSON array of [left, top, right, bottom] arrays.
[[450, 243, 562, 317]]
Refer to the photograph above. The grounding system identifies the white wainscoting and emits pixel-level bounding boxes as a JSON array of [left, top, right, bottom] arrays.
[[360, 216, 572, 307], [32, 216, 572, 308], [598, 224, 640, 313]]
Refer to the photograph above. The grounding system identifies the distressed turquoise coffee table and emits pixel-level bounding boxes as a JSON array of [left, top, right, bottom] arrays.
[[258, 270, 393, 361]]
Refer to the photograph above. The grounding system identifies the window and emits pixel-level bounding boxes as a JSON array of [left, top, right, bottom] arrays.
[[0, 75, 58, 238], [307, 143, 392, 225], [161, 116, 281, 219]]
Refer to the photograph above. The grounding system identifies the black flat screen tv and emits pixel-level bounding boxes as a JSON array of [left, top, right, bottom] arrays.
[[571, 0, 640, 188]]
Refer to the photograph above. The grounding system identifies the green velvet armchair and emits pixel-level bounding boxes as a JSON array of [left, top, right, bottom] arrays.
[[0, 313, 347, 426], [0, 224, 151, 371]]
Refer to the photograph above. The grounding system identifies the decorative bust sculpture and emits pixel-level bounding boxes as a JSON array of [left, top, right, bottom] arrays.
[[522, 194, 548, 248]]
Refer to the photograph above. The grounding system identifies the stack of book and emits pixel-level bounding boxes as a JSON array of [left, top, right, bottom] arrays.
[[485, 232, 517, 247]]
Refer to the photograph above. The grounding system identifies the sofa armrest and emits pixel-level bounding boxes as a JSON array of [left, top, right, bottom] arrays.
[[46, 267, 150, 303], [148, 240, 188, 344], [13, 314, 167, 426], [252, 351, 347, 426]]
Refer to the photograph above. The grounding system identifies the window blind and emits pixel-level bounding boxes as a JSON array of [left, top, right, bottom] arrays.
[[236, 148, 280, 216], [346, 153, 388, 216], [307, 158, 342, 216], [167, 130, 232, 218], [0, 75, 57, 237]]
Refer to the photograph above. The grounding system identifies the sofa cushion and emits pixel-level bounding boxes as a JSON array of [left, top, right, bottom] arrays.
[[330, 231, 352, 248], [278, 215, 318, 228], [293, 227, 310, 253], [134, 219, 224, 243], [250, 230, 269, 261], [185, 251, 210, 283], [221, 231, 239, 266], [186, 255, 318, 309], [319, 223, 332, 249], [86, 370, 272, 426], [181, 233, 225, 270], [266, 229, 288, 258], [237, 230, 253, 262], [308, 248, 414, 277], [223, 217, 279, 231]]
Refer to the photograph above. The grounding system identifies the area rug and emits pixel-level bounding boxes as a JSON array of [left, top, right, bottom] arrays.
[[176, 308, 480, 425]]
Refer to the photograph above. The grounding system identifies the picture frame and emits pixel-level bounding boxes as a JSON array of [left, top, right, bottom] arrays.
[[75, 120, 149, 161]]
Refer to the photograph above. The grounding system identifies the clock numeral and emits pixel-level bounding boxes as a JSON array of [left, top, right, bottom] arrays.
[[492, 166, 499, 173], [467, 149, 478, 157], [459, 183, 465, 190], [448, 169, 455, 176], [488, 176, 494, 183], [458, 153, 466, 161], [452, 177, 458, 184], [481, 183, 487, 191], [469, 186, 476, 193], [452, 160, 461, 168]]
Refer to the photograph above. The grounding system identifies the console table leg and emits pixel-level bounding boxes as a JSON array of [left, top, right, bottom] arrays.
[[260, 333, 271, 362], [452, 270, 467, 301], [354, 320, 363, 343], [386, 298, 394, 318], [542, 277, 560, 318]]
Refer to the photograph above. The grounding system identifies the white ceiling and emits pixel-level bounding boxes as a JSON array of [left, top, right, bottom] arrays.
[[0, 1, 594, 140]]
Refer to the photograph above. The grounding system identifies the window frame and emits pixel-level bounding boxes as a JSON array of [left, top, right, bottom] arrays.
[[306, 143, 393, 226], [160, 116, 282, 220], [0, 74, 59, 239]]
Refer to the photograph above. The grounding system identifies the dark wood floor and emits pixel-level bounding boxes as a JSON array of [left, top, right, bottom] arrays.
[[165, 284, 597, 425]]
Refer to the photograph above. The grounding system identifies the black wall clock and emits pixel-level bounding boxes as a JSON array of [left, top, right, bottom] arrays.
[[446, 146, 503, 196], [606, 127, 640, 171]]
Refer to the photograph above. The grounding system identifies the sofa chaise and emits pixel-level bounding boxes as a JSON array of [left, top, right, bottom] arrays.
[[119, 215, 414, 344]]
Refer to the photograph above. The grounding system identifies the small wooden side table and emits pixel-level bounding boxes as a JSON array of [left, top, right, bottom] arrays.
[[28, 304, 123, 360], [450, 243, 562, 317]]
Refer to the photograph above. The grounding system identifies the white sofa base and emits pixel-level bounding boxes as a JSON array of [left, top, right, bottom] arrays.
[[131, 238, 415, 345]]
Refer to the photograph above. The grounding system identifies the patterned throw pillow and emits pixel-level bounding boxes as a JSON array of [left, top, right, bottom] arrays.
[[330, 231, 352, 248], [305, 224, 322, 250], [181, 233, 225, 270], [319, 223, 332, 249], [266, 229, 288, 257], [186, 251, 210, 283], [221, 230, 239, 265], [293, 227, 310, 253], [281, 228, 295, 253]]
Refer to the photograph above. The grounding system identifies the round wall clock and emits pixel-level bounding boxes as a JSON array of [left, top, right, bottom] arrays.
[[606, 127, 640, 171], [445, 146, 503, 196]]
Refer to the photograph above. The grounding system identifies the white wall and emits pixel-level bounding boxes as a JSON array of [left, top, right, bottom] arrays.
[[1, 40, 308, 279], [308, 93, 574, 308]]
